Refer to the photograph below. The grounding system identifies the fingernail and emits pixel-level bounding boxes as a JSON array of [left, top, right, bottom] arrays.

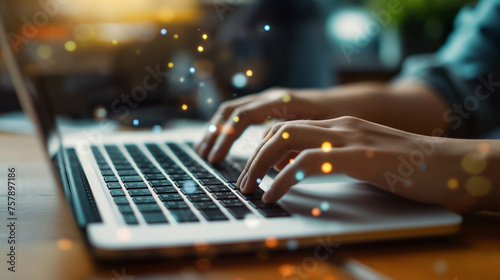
[[240, 173, 249, 192], [237, 170, 247, 186]]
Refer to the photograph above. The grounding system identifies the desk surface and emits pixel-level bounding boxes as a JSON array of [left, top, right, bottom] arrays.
[[1, 132, 499, 280]]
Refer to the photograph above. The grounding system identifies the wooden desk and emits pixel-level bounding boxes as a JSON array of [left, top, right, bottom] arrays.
[[1, 132, 499, 280]]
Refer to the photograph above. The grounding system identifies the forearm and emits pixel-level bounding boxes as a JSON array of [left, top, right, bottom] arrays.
[[307, 80, 451, 136]]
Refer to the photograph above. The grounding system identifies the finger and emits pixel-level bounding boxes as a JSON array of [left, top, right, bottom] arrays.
[[273, 151, 299, 171], [242, 124, 346, 193], [207, 100, 292, 164], [262, 148, 355, 203], [195, 96, 255, 158], [242, 119, 333, 176]]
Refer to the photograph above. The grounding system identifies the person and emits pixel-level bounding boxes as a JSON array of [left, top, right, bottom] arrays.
[[194, 0, 500, 214]]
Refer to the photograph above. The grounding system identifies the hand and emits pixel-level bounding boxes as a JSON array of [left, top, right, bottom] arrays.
[[194, 87, 338, 164], [238, 116, 500, 213]]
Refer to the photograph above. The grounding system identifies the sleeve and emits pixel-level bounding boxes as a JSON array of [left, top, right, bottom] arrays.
[[395, 0, 500, 139]]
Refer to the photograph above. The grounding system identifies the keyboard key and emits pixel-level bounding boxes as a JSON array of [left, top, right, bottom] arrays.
[[142, 212, 168, 224], [192, 172, 217, 179], [103, 176, 118, 183], [212, 192, 238, 200], [205, 185, 231, 192], [140, 168, 162, 174], [128, 189, 152, 196], [237, 189, 264, 200], [258, 208, 291, 218], [153, 186, 178, 194], [193, 202, 219, 210], [114, 197, 130, 204], [227, 207, 252, 219], [163, 201, 189, 209], [132, 196, 156, 204], [174, 180, 199, 188], [109, 189, 125, 196], [158, 193, 183, 201], [136, 204, 162, 212], [180, 187, 206, 195], [101, 170, 115, 176], [114, 164, 134, 170], [199, 178, 222, 185], [144, 174, 167, 180], [117, 170, 139, 176], [98, 164, 111, 170], [218, 199, 245, 208], [148, 180, 173, 187], [124, 182, 148, 189], [186, 194, 212, 202], [249, 200, 281, 209], [120, 176, 144, 182], [169, 174, 192, 181], [118, 204, 134, 213], [123, 214, 138, 225], [163, 167, 185, 174], [228, 183, 239, 190], [106, 182, 122, 189], [170, 209, 199, 223], [199, 209, 228, 221]]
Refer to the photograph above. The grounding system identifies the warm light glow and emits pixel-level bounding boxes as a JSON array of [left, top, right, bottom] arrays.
[[478, 142, 490, 155], [461, 153, 487, 174], [198, 46, 204, 52], [365, 149, 375, 158], [168, 62, 174, 68], [57, 238, 73, 250], [282, 132, 289, 139], [182, 104, 188, 110], [465, 176, 491, 197], [311, 207, 321, 216], [202, 33, 208, 40], [282, 94, 291, 103], [289, 158, 295, 164], [322, 162, 332, 173], [447, 178, 459, 190], [321, 142, 332, 152], [233, 116, 240, 123], [265, 236, 278, 248], [112, 39, 118, 45], [64, 41, 76, 52], [246, 70, 253, 77], [279, 264, 295, 277], [174, 34, 179, 39]]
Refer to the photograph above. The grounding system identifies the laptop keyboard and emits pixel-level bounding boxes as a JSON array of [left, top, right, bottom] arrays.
[[90, 142, 290, 225]]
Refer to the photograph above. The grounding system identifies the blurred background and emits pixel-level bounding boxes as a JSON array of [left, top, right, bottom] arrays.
[[0, 0, 476, 127]]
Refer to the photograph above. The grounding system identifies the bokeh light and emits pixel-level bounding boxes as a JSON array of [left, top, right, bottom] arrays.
[[256, 178, 262, 184], [311, 207, 321, 216], [246, 70, 253, 77], [152, 125, 162, 133], [322, 142, 332, 152], [233, 116, 240, 123], [112, 39, 118, 45], [321, 162, 332, 173], [133, 119, 139, 126], [447, 178, 459, 190], [189, 67, 196, 73], [197, 46, 204, 52], [160, 28, 167, 35], [168, 62, 174, 68], [465, 176, 491, 197], [264, 24, 270, 31], [279, 264, 295, 277], [182, 104, 188, 110], [173, 34, 179, 39], [57, 238, 73, 250], [461, 153, 487, 174], [232, 73, 248, 88], [208, 124, 217, 133], [265, 236, 278, 248], [282, 132, 289, 139], [289, 158, 295, 164], [365, 149, 375, 158], [282, 94, 291, 103], [295, 171, 304, 181], [286, 239, 299, 251], [478, 142, 490, 155], [64, 41, 76, 52], [320, 201, 330, 211], [37, 45, 52, 60], [202, 34, 208, 40], [244, 213, 260, 228]]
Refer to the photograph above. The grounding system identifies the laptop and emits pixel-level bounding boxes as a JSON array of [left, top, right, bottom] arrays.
[[0, 3, 461, 259]]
